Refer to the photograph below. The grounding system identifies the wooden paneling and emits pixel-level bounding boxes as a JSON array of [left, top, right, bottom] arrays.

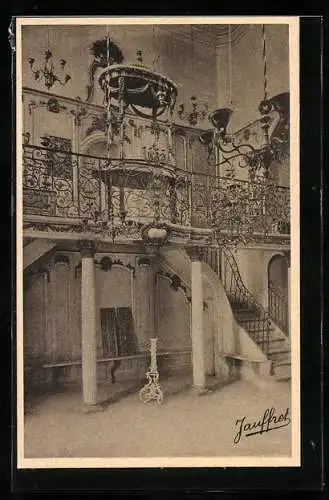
[[24, 273, 47, 362], [54, 262, 71, 361]]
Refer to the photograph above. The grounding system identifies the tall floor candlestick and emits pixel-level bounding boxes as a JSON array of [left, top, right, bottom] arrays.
[[139, 338, 163, 405]]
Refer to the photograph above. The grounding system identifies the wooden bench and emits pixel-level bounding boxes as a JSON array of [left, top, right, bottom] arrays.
[[42, 350, 192, 385], [222, 353, 265, 362]]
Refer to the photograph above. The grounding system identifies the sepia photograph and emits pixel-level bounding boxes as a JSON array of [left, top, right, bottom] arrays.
[[16, 16, 300, 468]]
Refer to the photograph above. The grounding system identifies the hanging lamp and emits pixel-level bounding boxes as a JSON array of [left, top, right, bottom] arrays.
[[28, 26, 71, 90], [177, 25, 208, 126]]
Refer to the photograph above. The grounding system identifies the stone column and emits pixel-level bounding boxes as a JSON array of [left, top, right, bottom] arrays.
[[136, 254, 157, 350], [151, 254, 159, 339], [186, 246, 206, 390], [145, 248, 159, 339], [80, 241, 98, 408]]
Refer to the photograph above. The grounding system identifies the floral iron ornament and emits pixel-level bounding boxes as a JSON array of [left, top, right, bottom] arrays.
[[28, 50, 71, 90], [200, 93, 290, 180]]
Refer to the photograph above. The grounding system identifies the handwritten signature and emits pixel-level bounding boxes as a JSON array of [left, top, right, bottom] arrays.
[[234, 407, 291, 444]]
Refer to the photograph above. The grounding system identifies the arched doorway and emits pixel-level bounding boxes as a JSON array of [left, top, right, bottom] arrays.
[[268, 254, 289, 335]]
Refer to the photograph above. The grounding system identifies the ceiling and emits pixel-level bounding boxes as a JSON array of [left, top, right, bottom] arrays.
[[192, 24, 251, 46], [159, 24, 251, 48]]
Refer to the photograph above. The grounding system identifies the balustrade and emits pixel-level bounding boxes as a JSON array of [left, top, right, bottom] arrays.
[[22, 143, 290, 239]]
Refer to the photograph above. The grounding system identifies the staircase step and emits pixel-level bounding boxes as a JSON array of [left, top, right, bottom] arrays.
[[235, 315, 263, 322], [234, 308, 260, 315], [273, 359, 291, 368], [273, 362, 291, 381], [238, 317, 270, 322], [268, 346, 290, 354], [242, 327, 274, 334], [257, 338, 287, 352], [257, 337, 284, 344], [267, 349, 291, 362], [268, 348, 290, 356]]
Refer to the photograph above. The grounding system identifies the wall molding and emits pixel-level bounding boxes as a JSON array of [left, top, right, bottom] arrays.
[[74, 255, 136, 278], [157, 270, 191, 304]]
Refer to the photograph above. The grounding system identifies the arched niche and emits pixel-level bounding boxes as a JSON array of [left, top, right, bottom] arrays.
[[267, 253, 289, 334], [80, 133, 119, 158], [268, 253, 288, 294]]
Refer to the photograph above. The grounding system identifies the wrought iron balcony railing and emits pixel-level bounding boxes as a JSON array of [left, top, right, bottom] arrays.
[[22, 144, 290, 239]]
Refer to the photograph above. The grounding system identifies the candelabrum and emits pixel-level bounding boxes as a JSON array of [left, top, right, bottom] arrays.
[[139, 338, 164, 405], [200, 94, 289, 179], [177, 95, 208, 127], [28, 49, 71, 90]]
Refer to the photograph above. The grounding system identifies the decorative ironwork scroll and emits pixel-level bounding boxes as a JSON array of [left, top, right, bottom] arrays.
[[23, 144, 290, 245]]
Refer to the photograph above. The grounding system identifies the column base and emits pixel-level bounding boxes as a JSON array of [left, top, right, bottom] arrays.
[[82, 402, 104, 414], [191, 385, 212, 396]]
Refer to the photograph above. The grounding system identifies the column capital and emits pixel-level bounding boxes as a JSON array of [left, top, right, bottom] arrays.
[[143, 244, 160, 258], [79, 240, 97, 258], [185, 245, 205, 262], [282, 250, 291, 267]]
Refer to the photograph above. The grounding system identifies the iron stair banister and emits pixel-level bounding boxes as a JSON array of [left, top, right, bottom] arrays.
[[268, 280, 289, 335], [221, 246, 272, 355], [199, 245, 272, 355]]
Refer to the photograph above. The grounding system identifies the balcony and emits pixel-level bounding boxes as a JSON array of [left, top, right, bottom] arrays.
[[22, 144, 290, 244]]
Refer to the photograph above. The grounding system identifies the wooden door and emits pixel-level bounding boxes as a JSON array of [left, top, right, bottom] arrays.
[[115, 307, 138, 356], [100, 308, 118, 357]]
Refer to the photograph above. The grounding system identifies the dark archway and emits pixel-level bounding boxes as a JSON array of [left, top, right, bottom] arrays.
[[268, 254, 289, 335]]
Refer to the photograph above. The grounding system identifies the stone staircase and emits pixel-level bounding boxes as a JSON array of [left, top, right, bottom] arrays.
[[23, 238, 57, 270], [201, 246, 291, 381], [233, 303, 290, 381]]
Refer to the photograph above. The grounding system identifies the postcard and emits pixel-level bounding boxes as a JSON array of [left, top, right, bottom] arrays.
[[16, 15, 300, 469]]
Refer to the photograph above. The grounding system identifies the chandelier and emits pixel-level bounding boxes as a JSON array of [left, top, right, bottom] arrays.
[[199, 24, 289, 180], [88, 27, 178, 246], [176, 25, 209, 127], [98, 48, 177, 122], [28, 27, 71, 90]]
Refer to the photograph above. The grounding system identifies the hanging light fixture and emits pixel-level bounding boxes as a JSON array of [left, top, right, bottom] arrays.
[[177, 25, 208, 126], [200, 24, 290, 179], [28, 26, 71, 90], [90, 23, 177, 245]]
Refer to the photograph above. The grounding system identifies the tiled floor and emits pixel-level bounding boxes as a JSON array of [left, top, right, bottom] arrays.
[[23, 374, 292, 459]]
